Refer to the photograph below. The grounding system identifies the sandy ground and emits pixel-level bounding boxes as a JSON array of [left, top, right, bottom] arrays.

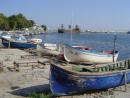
[[0, 49, 50, 98], [0, 48, 130, 98], [0, 69, 50, 98]]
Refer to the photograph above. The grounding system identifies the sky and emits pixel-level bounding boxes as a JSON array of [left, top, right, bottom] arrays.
[[0, 0, 130, 31]]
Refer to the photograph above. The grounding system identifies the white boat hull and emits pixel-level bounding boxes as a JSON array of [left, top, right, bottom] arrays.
[[64, 45, 119, 63]]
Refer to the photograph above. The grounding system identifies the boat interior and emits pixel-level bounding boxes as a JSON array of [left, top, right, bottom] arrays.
[[53, 59, 130, 75], [72, 46, 92, 50]]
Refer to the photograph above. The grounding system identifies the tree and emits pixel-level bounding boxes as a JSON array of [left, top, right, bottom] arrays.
[[8, 13, 34, 30], [29, 20, 35, 25], [0, 13, 9, 30], [41, 25, 47, 31], [0, 13, 35, 31]]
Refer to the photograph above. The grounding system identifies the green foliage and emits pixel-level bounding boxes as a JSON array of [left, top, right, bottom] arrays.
[[0, 13, 35, 30], [41, 25, 47, 31], [0, 13, 9, 30], [28, 92, 57, 98]]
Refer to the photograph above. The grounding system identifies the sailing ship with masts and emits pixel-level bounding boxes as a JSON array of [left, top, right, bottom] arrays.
[[58, 24, 80, 33]]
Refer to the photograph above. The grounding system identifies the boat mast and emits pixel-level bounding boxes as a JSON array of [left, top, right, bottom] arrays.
[[113, 34, 117, 62], [70, 12, 73, 42]]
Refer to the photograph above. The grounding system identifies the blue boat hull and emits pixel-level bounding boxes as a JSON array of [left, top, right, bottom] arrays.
[[1, 38, 37, 49], [50, 64, 130, 95]]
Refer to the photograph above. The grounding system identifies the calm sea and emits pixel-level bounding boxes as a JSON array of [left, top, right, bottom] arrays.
[[30, 32, 130, 61]]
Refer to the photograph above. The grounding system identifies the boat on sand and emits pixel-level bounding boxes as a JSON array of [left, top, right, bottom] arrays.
[[64, 44, 119, 64], [37, 43, 64, 56], [50, 59, 130, 95], [1, 34, 38, 49]]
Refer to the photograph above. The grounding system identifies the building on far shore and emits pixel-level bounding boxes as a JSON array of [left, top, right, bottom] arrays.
[[22, 24, 47, 35]]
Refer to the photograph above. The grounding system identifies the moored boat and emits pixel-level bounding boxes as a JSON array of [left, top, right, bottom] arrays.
[[37, 43, 64, 56], [64, 44, 119, 63], [0, 32, 11, 39], [1, 34, 37, 49], [36, 43, 89, 56], [50, 59, 130, 95]]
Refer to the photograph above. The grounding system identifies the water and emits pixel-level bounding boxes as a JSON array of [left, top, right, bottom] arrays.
[[30, 32, 130, 61]]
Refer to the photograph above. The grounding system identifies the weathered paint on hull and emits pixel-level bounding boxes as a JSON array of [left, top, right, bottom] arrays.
[[50, 64, 130, 95]]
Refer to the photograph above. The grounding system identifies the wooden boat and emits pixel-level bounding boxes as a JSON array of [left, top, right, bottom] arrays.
[[1, 37, 37, 49], [37, 43, 64, 56], [50, 59, 130, 95], [37, 43, 90, 56], [64, 44, 119, 63]]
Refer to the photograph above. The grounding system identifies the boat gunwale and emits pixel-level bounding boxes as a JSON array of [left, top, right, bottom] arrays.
[[51, 60, 130, 76], [64, 44, 119, 57]]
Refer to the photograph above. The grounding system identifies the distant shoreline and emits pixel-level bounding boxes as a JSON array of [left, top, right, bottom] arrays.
[[0, 30, 129, 35]]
